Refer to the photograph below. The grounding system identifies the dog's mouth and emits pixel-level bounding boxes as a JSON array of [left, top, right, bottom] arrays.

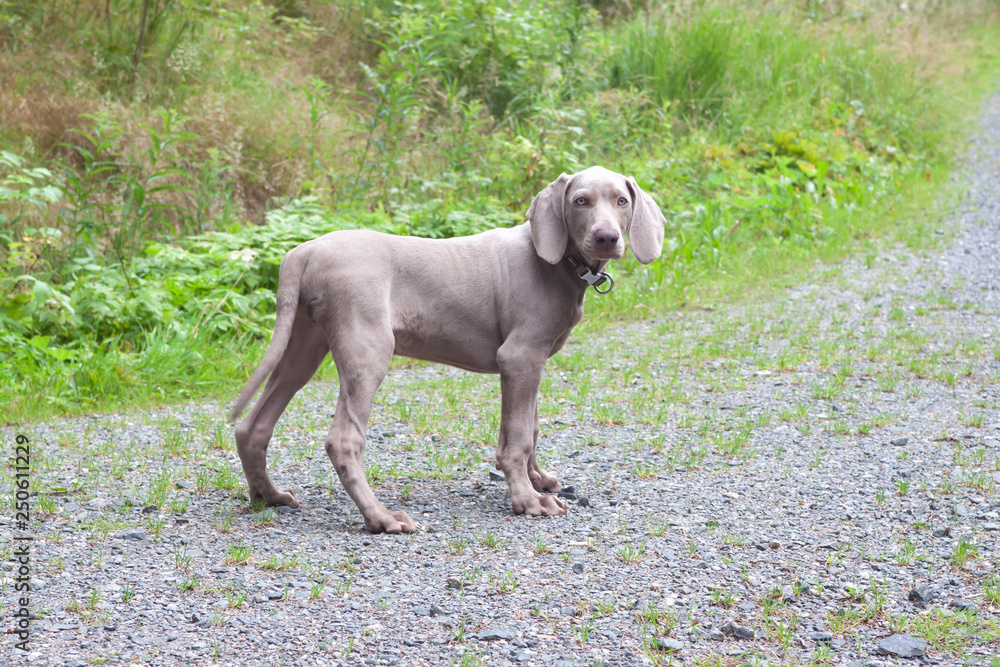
[[581, 243, 625, 262]]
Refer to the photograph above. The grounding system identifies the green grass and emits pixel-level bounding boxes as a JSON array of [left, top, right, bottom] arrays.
[[2, 1, 1000, 422], [224, 543, 252, 566], [894, 607, 1000, 656]]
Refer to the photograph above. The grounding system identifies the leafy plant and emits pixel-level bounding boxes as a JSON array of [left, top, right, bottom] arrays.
[[2, 0, 999, 425]]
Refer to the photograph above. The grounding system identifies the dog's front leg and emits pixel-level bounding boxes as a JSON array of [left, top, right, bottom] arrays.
[[496, 343, 568, 517], [528, 402, 561, 493]]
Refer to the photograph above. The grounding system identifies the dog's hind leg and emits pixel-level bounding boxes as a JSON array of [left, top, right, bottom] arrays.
[[235, 310, 329, 507], [325, 327, 419, 534]]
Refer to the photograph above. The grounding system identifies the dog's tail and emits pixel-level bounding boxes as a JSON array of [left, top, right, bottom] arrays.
[[228, 249, 305, 422]]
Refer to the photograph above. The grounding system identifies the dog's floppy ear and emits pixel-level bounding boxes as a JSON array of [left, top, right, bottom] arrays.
[[528, 173, 572, 264], [625, 177, 666, 265]]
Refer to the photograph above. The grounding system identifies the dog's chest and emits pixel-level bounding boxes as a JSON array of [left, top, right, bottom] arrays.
[[390, 308, 503, 373]]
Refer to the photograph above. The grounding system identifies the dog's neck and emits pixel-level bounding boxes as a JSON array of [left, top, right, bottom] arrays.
[[564, 254, 613, 293]]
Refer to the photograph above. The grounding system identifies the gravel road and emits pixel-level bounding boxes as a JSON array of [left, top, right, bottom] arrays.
[[4, 93, 1000, 666]]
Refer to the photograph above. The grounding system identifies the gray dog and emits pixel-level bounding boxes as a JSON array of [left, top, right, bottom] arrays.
[[229, 166, 666, 533]]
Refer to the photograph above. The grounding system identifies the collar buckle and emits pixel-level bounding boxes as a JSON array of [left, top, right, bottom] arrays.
[[566, 255, 614, 294]]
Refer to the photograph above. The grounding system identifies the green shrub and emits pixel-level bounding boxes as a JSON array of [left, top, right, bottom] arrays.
[[2, 0, 999, 420]]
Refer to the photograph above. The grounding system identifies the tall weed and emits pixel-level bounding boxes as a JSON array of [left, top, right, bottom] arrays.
[[608, 11, 733, 124], [345, 11, 443, 208], [0, 151, 64, 273], [60, 110, 198, 281]]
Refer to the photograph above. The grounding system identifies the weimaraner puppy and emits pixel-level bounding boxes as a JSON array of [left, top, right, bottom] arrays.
[[229, 166, 666, 533]]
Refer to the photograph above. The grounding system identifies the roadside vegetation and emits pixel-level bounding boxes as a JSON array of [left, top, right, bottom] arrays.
[[2, 0, 1000, 421]]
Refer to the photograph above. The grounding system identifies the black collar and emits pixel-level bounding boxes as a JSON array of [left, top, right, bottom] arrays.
[[565, 255, 614, 294]]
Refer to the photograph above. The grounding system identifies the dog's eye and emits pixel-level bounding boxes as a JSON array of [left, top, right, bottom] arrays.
[[574, 197, 587, 206], [617, 196, 629, 206]]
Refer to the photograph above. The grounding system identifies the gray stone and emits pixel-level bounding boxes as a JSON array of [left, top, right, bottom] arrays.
[[430, 603, 448, 616], [578, 496, 590, 507], [876, 634, 926, 658], [949, 598, 976, 612], [572, 562, 585, 574], [412, 605, 430, 617], [908, 584, 935, 605], [652, 637, 683, 652], [708, 627, 725, 642], [557, 485, 577, 500], [476, 628, 514, 641], [891, 437, 909, 447], [709, 618, 754, 639], [488, 471, 504, 482], [933, 526, 952, 538], [808, 631, 833, 642], [131, 635, 161, 646], [117, 530, 149, 541]]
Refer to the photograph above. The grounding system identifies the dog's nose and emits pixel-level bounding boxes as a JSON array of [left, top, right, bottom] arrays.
[[593, 227, 620, 247]]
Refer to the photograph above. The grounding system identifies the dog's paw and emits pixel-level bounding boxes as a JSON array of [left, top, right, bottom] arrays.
[[250, 485, 299, 509], [274, 486, 300, 508], [529, 470, 561, 494], [512, 493, 568, 517], [364, 510, 420, 534]]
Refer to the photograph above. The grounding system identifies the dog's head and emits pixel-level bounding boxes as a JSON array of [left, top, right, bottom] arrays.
[[527, 166, 666, 266]]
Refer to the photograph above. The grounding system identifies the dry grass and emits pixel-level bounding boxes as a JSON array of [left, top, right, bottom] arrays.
[[0, 85, 98, 160], [0, 0, 363, 189]]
